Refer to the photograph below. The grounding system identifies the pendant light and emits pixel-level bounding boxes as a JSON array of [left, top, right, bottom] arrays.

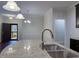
[[24, 10, 31, 24], [16, 13, 25, 19], [15, 1, 25, 20], [3, 1, 20, 11]]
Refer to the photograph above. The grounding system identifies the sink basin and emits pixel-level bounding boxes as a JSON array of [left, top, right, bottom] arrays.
[[44, 44, 64, 51], [44, 44, 79, 58]]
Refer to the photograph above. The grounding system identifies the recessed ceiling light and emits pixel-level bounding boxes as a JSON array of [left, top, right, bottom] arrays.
[[9, 17, 13, 19]]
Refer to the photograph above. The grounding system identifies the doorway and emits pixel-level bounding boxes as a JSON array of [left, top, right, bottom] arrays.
[[54, 19, 66, 45], [1, 23, 18, 43]]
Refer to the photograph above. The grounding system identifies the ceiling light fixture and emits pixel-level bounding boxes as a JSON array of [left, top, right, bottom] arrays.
[[3, 1, 31, 24], [26, 20, 31, 24], [24, 20, 31, 24], [15, 2, 25, 20], [24, 10, 31, 24], [24, 20, 27, 23], [16, 13, 25, 19], [9, 17, 13, 19], [3, 1, 20, 11]]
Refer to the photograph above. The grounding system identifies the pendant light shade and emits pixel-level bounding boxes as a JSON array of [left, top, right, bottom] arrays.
[[3, 1, 20, 11], [3, 1, 31, 24], [16, 13, 25, 19]]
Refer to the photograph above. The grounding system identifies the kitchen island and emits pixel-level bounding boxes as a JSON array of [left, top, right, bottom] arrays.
[[0, 40, 51, 58]]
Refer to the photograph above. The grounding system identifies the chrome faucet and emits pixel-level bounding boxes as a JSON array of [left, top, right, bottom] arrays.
[[42, 29, 54, 50]]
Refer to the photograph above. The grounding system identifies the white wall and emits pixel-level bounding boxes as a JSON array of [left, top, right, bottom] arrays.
[[53, 8, 66, 20], [67, 5, 79, 40], [43, 8, 54, 44], [44, 8, 53, 30], [43, 8, 67, 45], [22, 15, 43, 40], [0, 15, 3, 43], [0, 14, 43, 42], [52, 5, 79, 48], [65, 9, 70, 48], [66, 3, 79, 48]]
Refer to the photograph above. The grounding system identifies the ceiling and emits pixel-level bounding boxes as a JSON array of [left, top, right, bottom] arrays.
[[0, 1, 77, 16]]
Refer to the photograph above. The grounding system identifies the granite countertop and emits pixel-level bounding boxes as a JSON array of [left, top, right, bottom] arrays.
[[0, 40, 51, 58]]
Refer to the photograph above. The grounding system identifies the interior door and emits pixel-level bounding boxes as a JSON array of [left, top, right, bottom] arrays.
[[1, 23, 11, 43]]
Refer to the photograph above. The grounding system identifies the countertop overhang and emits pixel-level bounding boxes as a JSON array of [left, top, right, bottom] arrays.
[[0, 40, 51, 58]]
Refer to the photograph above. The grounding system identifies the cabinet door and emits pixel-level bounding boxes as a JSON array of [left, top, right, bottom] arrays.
[[1, 23, 11, 43], [70, 39, 79, 52]]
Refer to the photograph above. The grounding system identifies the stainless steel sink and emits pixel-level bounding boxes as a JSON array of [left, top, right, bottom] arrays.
[[44, 44, 79, 58]]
